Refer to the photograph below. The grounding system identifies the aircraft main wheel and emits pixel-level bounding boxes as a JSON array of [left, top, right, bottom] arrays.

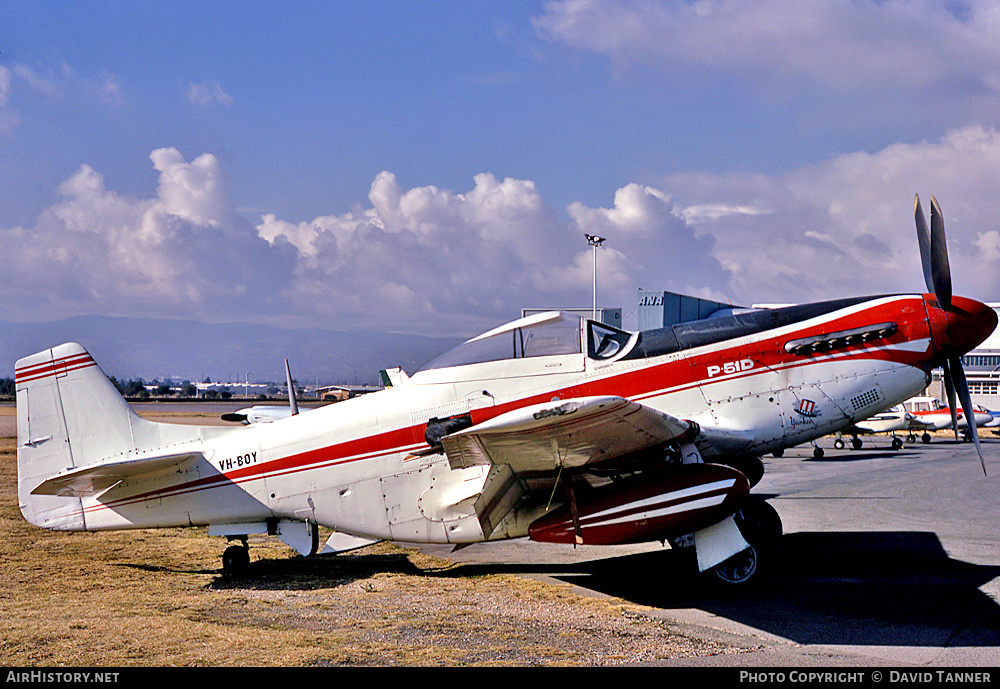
[[907, 434, 916, 443], [735, 496, 783, 550], [922, 433, 932, 444], [222, 544, 250, 574], [851, 437, 863, 450], [712, 545, 758, 585], [833, 439, 845, 450]]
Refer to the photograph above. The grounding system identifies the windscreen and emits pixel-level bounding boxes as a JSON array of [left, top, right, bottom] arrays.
[[421, 313, 583, 371]]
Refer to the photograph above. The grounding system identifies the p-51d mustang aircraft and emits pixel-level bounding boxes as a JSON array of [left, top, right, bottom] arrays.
[[15, 195, 997, 584]]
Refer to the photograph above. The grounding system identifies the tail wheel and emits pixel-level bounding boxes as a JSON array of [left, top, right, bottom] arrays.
[[222, 543, 250, 575]]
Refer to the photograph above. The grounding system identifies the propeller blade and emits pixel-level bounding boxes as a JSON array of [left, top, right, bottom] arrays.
[[285, 358, 299, 416], [950, 356, 987, 476], [941, 359, 960, 440], [929, 196, 953, 310], [914, 195, 934, 294]]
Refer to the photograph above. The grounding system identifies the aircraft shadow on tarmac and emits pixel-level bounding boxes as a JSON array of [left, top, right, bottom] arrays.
[[442, 531, 1000, 648], [555, 531, 1000, 648], [209, 530, 1000, 648]]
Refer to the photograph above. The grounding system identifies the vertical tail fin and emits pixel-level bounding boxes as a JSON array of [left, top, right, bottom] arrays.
[[16, 344, 140, 529], [15, 343, 218, 530]]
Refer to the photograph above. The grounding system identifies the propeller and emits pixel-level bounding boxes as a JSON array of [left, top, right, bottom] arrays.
[[914, 194, 986, 474], [914, 195, 952, 310], [285, 358, 299, 417]]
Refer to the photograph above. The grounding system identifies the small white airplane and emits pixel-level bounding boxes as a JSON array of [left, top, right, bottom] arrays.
[[221, 406, 300, 425], [901, 395, 994, 443], [831, 404, 926, 451], [14, 195, 997, 585], [219, 360, 309, 425]]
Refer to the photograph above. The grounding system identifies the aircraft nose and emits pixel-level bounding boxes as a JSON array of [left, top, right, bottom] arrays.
[[928, 295, 998, 359]]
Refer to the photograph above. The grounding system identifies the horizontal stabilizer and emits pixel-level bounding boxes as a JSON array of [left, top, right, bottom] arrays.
[[30, 451, 202, 498]]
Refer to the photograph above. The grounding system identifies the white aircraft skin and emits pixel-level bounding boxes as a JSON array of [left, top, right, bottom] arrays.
[[14, 196, 999, 584]]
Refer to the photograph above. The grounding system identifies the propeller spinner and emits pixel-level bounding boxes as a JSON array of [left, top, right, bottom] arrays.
[[915, 194, 991, 474]]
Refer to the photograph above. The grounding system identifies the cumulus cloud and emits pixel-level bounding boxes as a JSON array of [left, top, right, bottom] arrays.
[[254, 170, 733, 334], [5, 127, 999, 339], [0, 148, 295, 323], [11, 152, 728, 335]]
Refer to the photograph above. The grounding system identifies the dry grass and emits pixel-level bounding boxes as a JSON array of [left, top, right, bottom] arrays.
[[1, 424, 745, 667]]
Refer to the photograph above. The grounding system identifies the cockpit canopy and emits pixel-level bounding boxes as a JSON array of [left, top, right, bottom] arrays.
[[419, 311, 634, 373], [903, 397, 946, 413]]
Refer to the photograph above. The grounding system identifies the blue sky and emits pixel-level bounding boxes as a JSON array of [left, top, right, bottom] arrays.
[[4, 0, 1000, 339]]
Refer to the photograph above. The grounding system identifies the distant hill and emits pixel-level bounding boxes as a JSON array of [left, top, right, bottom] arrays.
[[0, 316, 462, 385]]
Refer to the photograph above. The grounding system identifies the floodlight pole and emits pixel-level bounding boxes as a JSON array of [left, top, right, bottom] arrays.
[[584, 234, 606, 320]]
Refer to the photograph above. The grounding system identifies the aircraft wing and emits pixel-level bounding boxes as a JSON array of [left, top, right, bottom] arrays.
[[440, 396, 696, 474], [438, 396, 751, 543], [29, 451, 202, 498]]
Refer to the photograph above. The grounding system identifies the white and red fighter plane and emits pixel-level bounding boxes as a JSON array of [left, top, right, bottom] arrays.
[[15, 196, 997, 584]]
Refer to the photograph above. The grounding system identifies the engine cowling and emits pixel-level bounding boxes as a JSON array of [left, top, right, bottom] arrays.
[[528, 463, 750, 546]]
